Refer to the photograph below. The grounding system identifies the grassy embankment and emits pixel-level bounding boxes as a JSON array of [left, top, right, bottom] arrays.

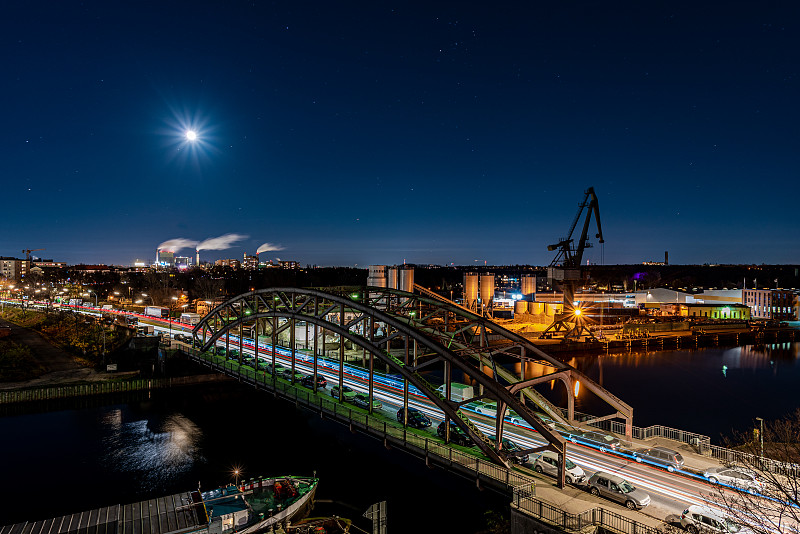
[[0, 308, 131, 381]]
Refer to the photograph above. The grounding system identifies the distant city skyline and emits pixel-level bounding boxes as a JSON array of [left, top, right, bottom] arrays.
[[2, 2, 798, 267]]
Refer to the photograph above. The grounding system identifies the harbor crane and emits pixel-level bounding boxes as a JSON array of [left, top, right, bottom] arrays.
[[22, 248, 45, 262], [540, 187, 603, 341]]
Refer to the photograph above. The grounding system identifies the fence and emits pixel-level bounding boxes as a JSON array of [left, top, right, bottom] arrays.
[[0, 375, 229, 405], [0, 378, 169, 404], [512, 487, 664, 534]]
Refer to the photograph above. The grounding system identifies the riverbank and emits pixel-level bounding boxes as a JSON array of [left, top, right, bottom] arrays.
[[529, 324, 800, 356]]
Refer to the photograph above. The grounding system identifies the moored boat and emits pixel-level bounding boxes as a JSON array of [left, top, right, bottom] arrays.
[[199, 475, 318, 533]]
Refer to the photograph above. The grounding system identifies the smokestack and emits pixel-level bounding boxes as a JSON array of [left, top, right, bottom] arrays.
[[196, 249, 200, 266], [665, 251, 668, 265]]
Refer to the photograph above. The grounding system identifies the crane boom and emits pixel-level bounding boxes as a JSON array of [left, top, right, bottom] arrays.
[[22, 248, 45, 262]]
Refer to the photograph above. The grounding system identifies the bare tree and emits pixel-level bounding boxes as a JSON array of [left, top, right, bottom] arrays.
[[705, 409, 800, 533]]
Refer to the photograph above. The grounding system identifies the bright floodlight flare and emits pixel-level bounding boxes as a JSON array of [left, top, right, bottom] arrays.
[[186, 130, 198, 141]]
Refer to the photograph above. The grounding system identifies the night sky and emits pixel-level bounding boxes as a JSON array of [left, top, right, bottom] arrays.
[[2, 2, 798, 267]]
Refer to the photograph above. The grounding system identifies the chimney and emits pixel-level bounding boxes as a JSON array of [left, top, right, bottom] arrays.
[[196, 249, 200, 266], [665, 251, 668, 265]]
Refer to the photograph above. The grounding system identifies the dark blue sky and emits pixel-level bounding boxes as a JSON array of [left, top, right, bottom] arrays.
[[2, 2, 798, 266]]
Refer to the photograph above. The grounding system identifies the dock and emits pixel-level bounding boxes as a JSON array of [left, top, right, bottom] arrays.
[[0, 492, 207, 534]]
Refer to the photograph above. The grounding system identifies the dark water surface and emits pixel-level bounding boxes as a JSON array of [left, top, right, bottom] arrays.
[[1, 341, 798, 528], [0, 384, 509, 530], [568, 341, 800, 440]]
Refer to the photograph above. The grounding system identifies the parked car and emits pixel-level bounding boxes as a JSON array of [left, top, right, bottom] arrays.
[[280, 368, 304, 381], [574, 430, 621, 452], [265, 363, 286, 376], [300, 374, 328, 389], [632, 446, 685, 472], [532, 450, 586, 484], [331, 384, 356, 402], [215, 346, 226, 356], [680, 504, 750, 534], [353, 393, 382, 410], [436, 421, 473, 447], [703, 466, 763, 493], [587, 471, 651, 510], [488, 435, 529, 464], [397, 407, 432, 428]]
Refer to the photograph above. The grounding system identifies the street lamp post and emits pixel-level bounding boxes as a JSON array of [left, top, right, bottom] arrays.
[[756, 417, 764, 459]]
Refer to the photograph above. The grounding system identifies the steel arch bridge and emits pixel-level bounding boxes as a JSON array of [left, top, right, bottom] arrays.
[[191, 286, 633, 488]]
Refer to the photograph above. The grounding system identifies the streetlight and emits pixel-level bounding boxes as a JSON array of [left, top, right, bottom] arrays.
[[756, 417, 764, 459]]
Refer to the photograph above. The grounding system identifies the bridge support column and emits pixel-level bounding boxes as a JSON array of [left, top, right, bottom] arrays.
[[290, 316, 296, 384]]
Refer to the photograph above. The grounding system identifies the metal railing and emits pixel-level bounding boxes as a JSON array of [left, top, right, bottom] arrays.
[[512, 487, 664, 534]]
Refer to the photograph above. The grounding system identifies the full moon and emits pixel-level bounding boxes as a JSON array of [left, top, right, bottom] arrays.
[[186, 130, 198, 141]]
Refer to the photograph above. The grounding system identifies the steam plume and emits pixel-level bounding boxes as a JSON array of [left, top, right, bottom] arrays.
[[256, 242, 285, 254], [197, 233, 249, 251], [157, 238, 198, 252]]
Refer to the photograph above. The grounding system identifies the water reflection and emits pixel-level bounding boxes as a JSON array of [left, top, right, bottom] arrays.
[[101, 410, 205, 490]]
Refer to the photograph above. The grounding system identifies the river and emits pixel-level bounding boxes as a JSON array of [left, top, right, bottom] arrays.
[[1, 341, 798, 530]]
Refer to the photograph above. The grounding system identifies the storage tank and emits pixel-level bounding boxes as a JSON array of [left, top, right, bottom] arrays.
[[529, 302, 545, 315], [367, 265, 387, 287], [479, 273, 495, 307], [398, 267, 414, 293], [514, 300, 528, 315], [521, 275, 536, 300], [463, 273, 479, 311], [387, 267, 398, 289]]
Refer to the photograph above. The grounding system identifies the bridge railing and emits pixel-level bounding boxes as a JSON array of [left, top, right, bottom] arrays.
[[556, 406, 712, 452], [512, 486, 664, 534]]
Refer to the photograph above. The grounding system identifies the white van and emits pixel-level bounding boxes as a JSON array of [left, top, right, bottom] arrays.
[[680, 504, 750, 534]]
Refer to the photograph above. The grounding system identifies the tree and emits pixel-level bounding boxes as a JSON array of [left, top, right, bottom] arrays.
[[705, 410, 800, 533]]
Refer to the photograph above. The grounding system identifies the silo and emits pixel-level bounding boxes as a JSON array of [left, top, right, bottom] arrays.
[[387, 267, 398, 289], [398, 267, 414, 293], [480, 273, 495, 308], [367, 265, 387, 287], [514, 300, 528, 315], [463, 273, 479, 311], [521, 275, 537, 300]]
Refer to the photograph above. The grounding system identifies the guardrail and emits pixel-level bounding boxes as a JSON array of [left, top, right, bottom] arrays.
[[512, 487, 664, 534]]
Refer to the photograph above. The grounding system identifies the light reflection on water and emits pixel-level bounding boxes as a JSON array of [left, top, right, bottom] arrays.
[[100, 410, 205, 490]]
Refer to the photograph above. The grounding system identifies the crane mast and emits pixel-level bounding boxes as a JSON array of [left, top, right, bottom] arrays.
[[541, 187, 604, 341]]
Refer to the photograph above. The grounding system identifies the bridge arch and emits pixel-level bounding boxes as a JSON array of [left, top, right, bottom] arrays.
[[191, 286, 629, 487]]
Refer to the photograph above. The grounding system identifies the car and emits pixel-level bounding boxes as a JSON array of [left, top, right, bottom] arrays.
[[532, 450, 586, 485], [633, 446, 685, 472], [680, 504, 749, 534], [471, 401, 498, 417], [703, 466, 763, 493], [265, 363, 286, 376], [574, 430, 621, 452], [280, 368, 304, 381], [587, 471, 651, 510], [396, 407, 432, 428], [436, 421, 473, 447], [331, 384, 356, 401], [300, 374, 328, 389], [353, 393, 382, 410], [488, 435, 529, 464], [215, 346, 226, 356]]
